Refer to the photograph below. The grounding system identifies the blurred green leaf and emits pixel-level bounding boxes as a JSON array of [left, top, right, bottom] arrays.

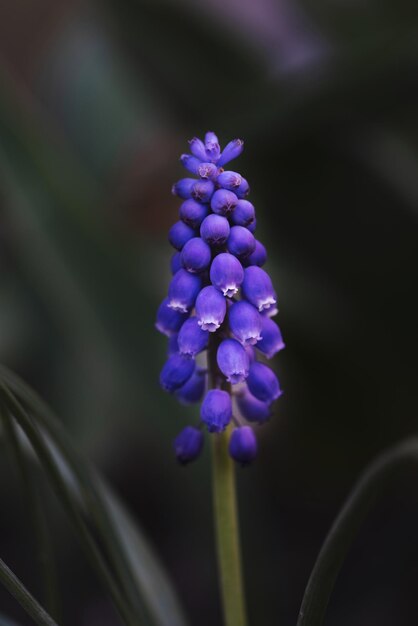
[[0, 364, 189, 626], [0, 557, 57, 626]]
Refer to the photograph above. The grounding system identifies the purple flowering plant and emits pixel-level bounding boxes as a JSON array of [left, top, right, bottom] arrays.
[[156, 131, 287, 625], [157, 131, 285, 469], [0, 134, 416, 626]]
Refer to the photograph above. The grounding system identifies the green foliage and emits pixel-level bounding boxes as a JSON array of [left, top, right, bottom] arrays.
[[0, 365, 188, 626]]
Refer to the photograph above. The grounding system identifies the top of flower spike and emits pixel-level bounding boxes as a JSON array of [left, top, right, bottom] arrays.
[[187, 133, 244, 168]]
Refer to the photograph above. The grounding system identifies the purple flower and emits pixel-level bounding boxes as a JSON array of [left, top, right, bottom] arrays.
[[235, 177, 250, 198], [156, 298, 188, 336], [247, 361, 282, 403], [181, 237, 212, 273], [217, 170, 242, 191], [242, 266, 277, 312], [198, 162, 218, 180], [201, 389, 232, 432], [180, 154, 201, 175], [257, 317, 285, 359], [157, 132, 284, 466], [231, 199, 255, 227], [195, 286, 226, 332], [210, 189, 238, 216], [245, 240, 267, 267], [247, 218, 257, 233], [179, 199, 209, 228], [177, 317, 209, 357], [176, 368, 206, 404], [210, 253, 244, 297], [228, 300, 262, 346], [237, 388, 271, 423], [200, 214, 230, 246], [168, 221, 196, 251], [174, 426, 204, 464], [217, 139, 244, 167], [160, 354, 195, 392], [229, 426, 257, 465], [172, 178, 196, 199], [227, 225, 256, 259], [204, 131, 221, 162], [170, 252, 182, 274], [192, 180, 215, 203], [167, 334, 179, 356], [217, 338, 249, 384], [189, 137, 207, 161], [168, 269, 202, 313]]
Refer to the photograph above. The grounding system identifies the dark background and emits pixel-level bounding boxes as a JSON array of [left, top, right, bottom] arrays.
[[0, 1, 418, 624]]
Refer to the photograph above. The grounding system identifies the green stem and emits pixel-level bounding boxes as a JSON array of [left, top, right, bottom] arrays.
[[297, 437, 418, 626], [212, 429, 248, 626], [209, 335, 248, 626]]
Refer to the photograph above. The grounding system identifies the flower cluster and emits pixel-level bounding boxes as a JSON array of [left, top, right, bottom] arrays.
[[156, 132, 284, 465]]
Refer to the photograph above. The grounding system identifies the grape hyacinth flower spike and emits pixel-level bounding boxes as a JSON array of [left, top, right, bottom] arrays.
[[156, 131, 285, 466]]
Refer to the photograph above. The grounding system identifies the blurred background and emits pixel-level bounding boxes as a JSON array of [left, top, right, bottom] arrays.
[[0, 0, 418, 624]]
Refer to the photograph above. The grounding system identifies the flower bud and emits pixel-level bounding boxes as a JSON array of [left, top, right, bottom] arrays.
[[245, 240, 267, 267], [160, 354, 195, 392], [231, 200, 255, 227], [177, 317, 209, 357], [173, 426, 204, 464], [229, 300, 262, 346], [237, 388, 271, 423], [217, 170, 242, 191], [210, 253, 244, 297], [201, 389, 232, 432], [195, 285, 227, 332], [247, 361, 282, 403], [179, 199, 209, 228], [181, 237, 212, 273], [236, 177, 250, 198], [168, 269, 202, 313], [217, 138, 244, 167], [172, 178, 196, 199], [257, 317, 285, 359], [204, 131, 221, 162], [192, 180, 215, 203], [170, 252, 182, 274], [175, 368, 206, 404], [247, 218, 257, 233], [198, 162, 218, 180], [242, 266, 277, 312], [156, 297, 188, 336], [229, 426, 257, 465], [168, 221, 196, 251], [200, 214, 230, 246], [167, 333, 179, 355], [210, 189, 238, 216], [180, 154, 201, 175], [227, 225, 256, 258], [189, 137, 207, 161], [217, 338, 250, 384]]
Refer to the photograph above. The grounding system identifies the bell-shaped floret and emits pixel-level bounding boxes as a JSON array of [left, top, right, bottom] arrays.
[[217, 338, 250, 384], [168, 269, 202, 313], [229, 426, 257, 465], [210, 253, 244, 298], [195, 286, 227, 332], [173, 426, 204, 464], [247, 361, 282, 403], [201, 389, 232, 432]]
